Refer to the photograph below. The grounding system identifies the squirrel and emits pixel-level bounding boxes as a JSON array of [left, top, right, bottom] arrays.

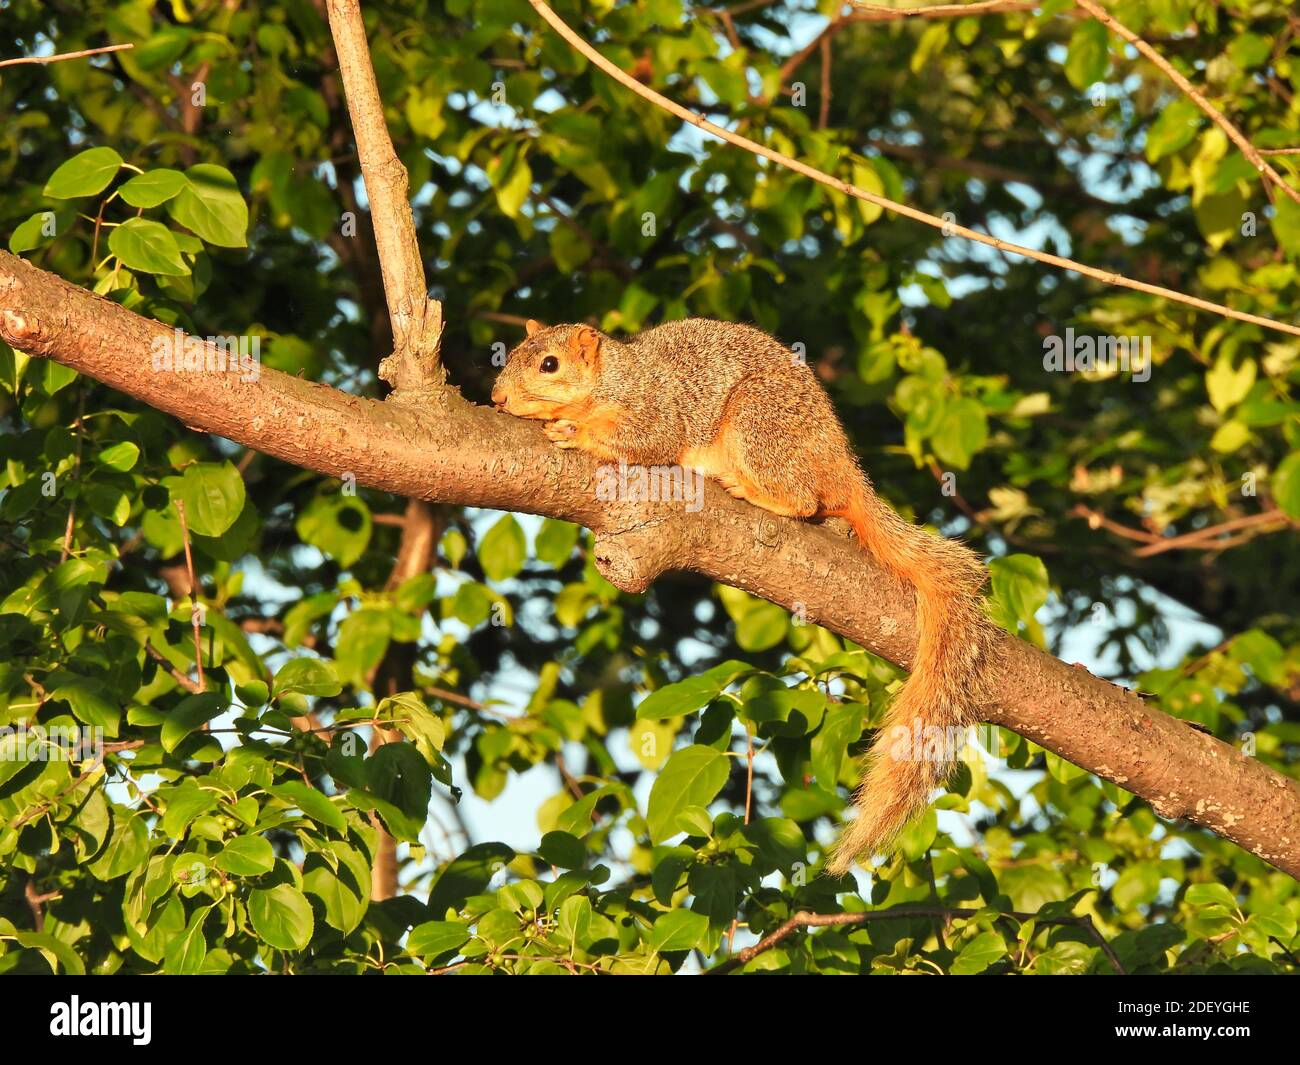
[[492, 318, 997, 874]]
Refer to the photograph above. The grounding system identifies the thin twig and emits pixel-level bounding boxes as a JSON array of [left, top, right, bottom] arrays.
[[173, 499, 206, 693], [526, 0, 1300, 339], [849, 0, 1043, 19], [0, 43, 134, 69], [817, 34, 832, 130], [1072, 503, 1295, 557], [144, 642, 204, 695], [744, 729, 754, 825], [707, 906, 1125, 974]]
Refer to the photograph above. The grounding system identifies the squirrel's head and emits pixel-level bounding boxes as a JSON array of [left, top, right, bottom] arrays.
[[491, 320, 605, 419]]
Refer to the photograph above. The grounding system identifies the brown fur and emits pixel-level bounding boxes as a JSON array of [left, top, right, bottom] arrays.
[[493, 320, 998, 873]]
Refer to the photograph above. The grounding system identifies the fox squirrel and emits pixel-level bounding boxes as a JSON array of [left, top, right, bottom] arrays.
[[492, 318, 996, 874]]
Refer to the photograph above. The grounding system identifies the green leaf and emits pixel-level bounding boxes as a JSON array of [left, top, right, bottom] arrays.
[[268, 781, 347, 832], [1145, 98, 1202, 162], [118, 168, 187, 208], [1273, 196, 1300, 259], [180, 460, 246, 536], [88, 808, 151, 880], [932, 397, 988, 469], [988, 553, 1049, 627], [535, 518, 580, 566], [650, 908, 709, 952], [494, 157, 532, 219], [49, 680, 119, 732], [163, 907, 209, 974], [214, 835, 275, 876], [1272, 452, 1300, 520], [636, 660, 753, 720], [159, 782, 219, 838], [167, 163, 249, 247], [272, 657, 342, 699], [811, 701, 864, 789], [9, 930, 87, 974], [303, 846, 369, 935], [537, 830, 587, 869], [951, 930, 1007, 974], [295, 493, 372, 567], [108, 217, 190, 276], [1185, 882, 1238, 912], [248, 884, 314, 951], [366, 742, 432, 821], [8, 211, 59, 254], [161, 692, 226, 753], [646, 745, 730, 843], [95, 441, 141, 471], [479, 514, 527, 582], [1248, 902, 1296, 940], [1064, 21, 1108, 90], [335, 609, 392, 688], [408, 920, 471, 959], [1206, 355, 1256, 413], [43, 146, 123, 198]]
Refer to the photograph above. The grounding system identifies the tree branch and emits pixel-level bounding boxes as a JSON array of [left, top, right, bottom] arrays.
[[0, 43, 133, 69], [706, 904, 1125, 974], [3, 249, 1299, 878], [324, 0, 443, 390], [848, 0, 1045, 21]]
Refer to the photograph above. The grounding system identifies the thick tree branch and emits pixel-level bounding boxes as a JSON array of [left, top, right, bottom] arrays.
[[3, 250, 1299, 878]]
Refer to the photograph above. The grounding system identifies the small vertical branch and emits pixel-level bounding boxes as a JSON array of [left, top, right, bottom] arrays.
[[325, 0, 444, 390], [818, 35, 832, 130], [744, 729, 754, 825], [174, 499, 205, 693], [60, 386, 85, 562]]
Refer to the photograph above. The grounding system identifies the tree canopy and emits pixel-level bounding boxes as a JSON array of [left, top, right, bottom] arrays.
[[1, 0, 1299, 975]]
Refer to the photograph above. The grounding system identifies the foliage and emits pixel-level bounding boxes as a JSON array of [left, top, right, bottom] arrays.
[[0, 0, 1298, 974]]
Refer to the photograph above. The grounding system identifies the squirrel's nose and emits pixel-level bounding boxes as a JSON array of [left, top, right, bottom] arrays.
[[490, 386, 506, 408]]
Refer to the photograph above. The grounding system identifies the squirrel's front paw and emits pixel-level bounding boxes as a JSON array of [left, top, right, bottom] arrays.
[[544, 419, 579, 447]]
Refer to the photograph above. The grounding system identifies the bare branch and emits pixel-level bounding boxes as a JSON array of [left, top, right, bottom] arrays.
[[706, 905, 1125, 974], [324, 0, 443, 389], [0, 43, 133, 69], [848, 0, 1044, 21]]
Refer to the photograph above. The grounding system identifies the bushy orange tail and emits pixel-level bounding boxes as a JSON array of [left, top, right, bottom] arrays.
[[826, 485, 995, 876]]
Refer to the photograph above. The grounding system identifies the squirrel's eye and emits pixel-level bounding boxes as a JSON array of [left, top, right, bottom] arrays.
[[539, 355, 559, 373]]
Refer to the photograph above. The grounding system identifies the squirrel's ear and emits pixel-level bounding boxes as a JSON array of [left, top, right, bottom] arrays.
[[567, 325, 602, 367], [525, 318, 543, 337]]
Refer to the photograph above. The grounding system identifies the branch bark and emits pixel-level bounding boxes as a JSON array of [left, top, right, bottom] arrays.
[[3, 249, 1299, 878]]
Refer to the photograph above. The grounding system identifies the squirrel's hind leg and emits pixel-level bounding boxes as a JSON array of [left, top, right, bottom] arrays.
[[703, 379, 821, 519]]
